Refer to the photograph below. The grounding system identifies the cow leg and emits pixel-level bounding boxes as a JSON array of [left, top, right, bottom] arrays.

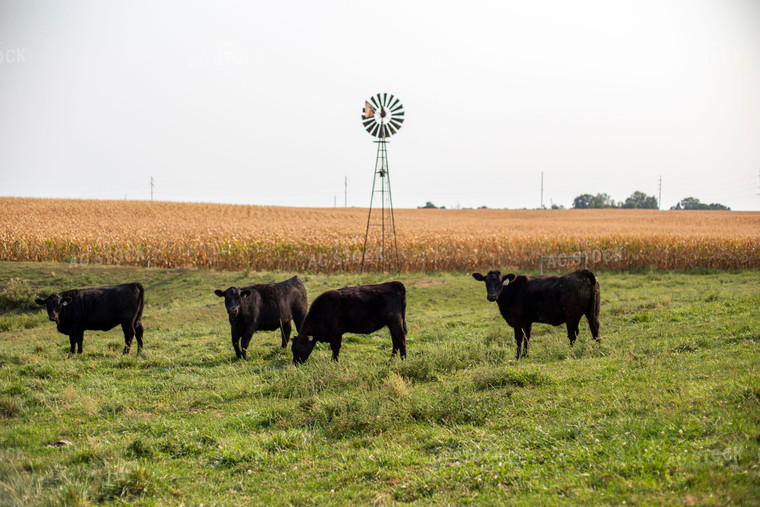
[[567, 317, 581, 347], [240, 332, 254, 360], [68, 335, 77, 354], [74, 331, 84, 354], [231, 333, 243, 359], [330, 337, 342, 361], [523, 323, 532, 357], [513, 327, 527, 360], [122, 322, 135, 354], [388, 319, 407, 359], [134, 320, 144, 354], [280, 321, 292, 349]]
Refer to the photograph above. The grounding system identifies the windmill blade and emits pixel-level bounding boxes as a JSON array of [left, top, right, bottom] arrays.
[[376, 93, 383, 109], [388, 97, 399, 110], [387, 123, 397, 136], [389, 119, 403, 131], [371, 123, 380, 137], [382, 93, 388, 107], [390, 102, 404, 112], [370, 96, 379, 109]]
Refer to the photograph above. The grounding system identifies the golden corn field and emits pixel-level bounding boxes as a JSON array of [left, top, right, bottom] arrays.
[[1, 197, 758, 272]]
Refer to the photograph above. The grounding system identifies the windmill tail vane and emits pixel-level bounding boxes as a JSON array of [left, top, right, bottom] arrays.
[[364, 101, 375, 119]]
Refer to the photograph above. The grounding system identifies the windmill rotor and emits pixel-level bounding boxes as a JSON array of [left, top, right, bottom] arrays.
[[362, 93, 404, 139]]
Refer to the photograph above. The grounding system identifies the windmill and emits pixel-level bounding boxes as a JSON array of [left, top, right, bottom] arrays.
[[360, 93, 405, 273]]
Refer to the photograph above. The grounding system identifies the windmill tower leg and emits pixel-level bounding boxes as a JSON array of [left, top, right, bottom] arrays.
[[361, 135, 398, 273]]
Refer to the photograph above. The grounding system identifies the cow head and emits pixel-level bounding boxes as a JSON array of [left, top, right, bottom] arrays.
[[471, 271, 516, 301], [35, 293, 72, 324], [214, 287, 252, 317], [291, 334, 316, 365]]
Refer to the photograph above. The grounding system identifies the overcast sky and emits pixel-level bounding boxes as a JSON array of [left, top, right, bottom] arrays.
[[1, 0, 759, 210]]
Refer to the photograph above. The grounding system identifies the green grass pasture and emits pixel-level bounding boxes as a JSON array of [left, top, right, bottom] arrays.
[[1, 262, 758, 505]]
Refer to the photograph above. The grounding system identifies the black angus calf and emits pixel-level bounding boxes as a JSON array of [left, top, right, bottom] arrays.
[[472, 269, 600, 359], [291, 281, 407, 365], [214, 276, 307, 359], [35, 283, 145, 354]]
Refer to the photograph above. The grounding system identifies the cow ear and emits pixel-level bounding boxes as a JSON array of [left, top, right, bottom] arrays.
[[471, 273, 485, 281], [214, 290, 225, 297], [35, 298, 46, 305], [502, 273, 516, 285], [61, 297, 72, 306], [241, 290, 252, 298]]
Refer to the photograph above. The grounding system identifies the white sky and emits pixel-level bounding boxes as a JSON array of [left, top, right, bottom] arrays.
[[1, 0, 759, 210]]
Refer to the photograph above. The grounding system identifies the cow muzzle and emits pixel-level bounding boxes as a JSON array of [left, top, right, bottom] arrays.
[[487, 295, 497, 302], [227, 307, 239, 316]]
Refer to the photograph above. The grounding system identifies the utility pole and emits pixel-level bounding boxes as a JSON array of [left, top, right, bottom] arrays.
[[344, 176, 348, 207], [658, 175, 662, 210], [540, 171, 544, 209], [150, 176, 154, 202]]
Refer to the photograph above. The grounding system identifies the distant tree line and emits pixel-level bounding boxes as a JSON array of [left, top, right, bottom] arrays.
[[670, 197, 730, 210], [417, 194, 730, 211], [572, 191, 729, 210], [572, 191, 658, 209]]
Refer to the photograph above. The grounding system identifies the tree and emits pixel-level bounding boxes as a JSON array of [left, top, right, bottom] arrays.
[[621, 191, 658, 209], [418, 201, 439, 209], [591, 193, 616, 208], [672, 197, 729, 210], [572, 194, 594, 209], [573, 193, 614, 209]]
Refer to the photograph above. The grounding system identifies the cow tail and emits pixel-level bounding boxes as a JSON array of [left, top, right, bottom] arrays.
[[584, 271, 601, 321], [135, 282, 145, 324]]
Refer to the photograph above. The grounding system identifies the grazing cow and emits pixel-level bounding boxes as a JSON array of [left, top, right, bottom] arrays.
[[35, 283, 145, 354], [471, 269, 600, 359], [291, 281, 407, 365], [214, 276, 307, 359]]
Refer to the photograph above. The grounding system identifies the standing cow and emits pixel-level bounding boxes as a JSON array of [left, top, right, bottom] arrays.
[[35, 283, 145, 354], [291, 281, 407, 365], [214, 276, 307, 359], [471, 270, 600, 359]]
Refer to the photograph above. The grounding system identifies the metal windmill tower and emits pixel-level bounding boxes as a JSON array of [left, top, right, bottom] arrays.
[[360, 93, 405, 273]]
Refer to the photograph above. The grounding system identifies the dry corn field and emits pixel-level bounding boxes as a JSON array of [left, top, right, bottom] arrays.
[[1, 197, 758, 272]]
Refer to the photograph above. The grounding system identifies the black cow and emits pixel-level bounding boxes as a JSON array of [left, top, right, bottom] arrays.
[[472, 269, 600, 359], [214, 276, 307, 359], [291, 281, 407, 365], [35, 283, 145, 354]]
